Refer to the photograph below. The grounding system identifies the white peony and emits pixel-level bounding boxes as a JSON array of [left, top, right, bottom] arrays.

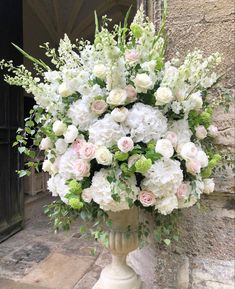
[[124, 103, 167, 143], [133, 73, 153, 93], [155, 87, 174, 106], [89, 114, 126, 147], [155, 195, 178, 215], [95, 146, 113, 165], [203, 178, 215, 194], [111, 107, 128, 122], [155, 139, 174, 159], [68, 99, 97, 131], [47, 174, 69, 204], [53, 120, 67, 136], [106, 88, 127, 106], [93, 64, 107, 80], [39, 137, 53, 150], [141, 159, 183, 198], [55, 138, 68, 154], [63, 125, 78, 143]]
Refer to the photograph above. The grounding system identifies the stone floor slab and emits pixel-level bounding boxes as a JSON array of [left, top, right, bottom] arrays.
[[21, 252, 95, 289], [0, 278, 49, 289]]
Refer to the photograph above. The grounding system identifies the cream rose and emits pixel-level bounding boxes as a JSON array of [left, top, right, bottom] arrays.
[[55, 138, 68, 155], [39, 137, 53, 150], [91, 100, 108, 115], [208, 125, 219, 137], [203, 178, 215, 194], [63, 125, 78, 143], [75, 159, 90, 178], [176, 183, 189, 199], [134, 73, 153, 93], [111, 107, 128, 122], [53, 120, 67, 136], [197, 150, 208, 168], [93, 64, 107, 80], [186, 159, 201, 175], [180, 142, 198, 160], [195, 125, 207, 140], [155, 139, 174, 159], [188, 92, 203, 111], [139, 190, 156, 207], [165, 131, 178, 147], [79, 142, 96, 160], [58, 82, 74, 97], [117, 137, 134, 153], [106, 88, 127, 106], [95, 146, 113, 165], [82, 188, 93, 203], [155, 87, 174, 106], [125, 85, 137, 103]]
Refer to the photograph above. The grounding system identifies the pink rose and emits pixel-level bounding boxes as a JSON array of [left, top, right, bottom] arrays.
[[195, 125, 207, 140], [75, 159, 90, 178], [165, 131, 178, 147], [82, 188, 93, 203], [117, 137, 134, 153], [186, 159, 201, 175], [91, 100, 108, 115], [72, 138, 86, 155], [125, 49, 139, 64], [125, 85, 137, 103], [176, 183, 188, 199], [139, 191, 156, 207], [79, 142, 96, 160]]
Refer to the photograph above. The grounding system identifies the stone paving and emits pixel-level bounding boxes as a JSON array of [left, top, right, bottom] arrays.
[[0, 194, 110, 289]]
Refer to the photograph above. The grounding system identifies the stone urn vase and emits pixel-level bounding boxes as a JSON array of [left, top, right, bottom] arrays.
[[92, 206, 144, 289]]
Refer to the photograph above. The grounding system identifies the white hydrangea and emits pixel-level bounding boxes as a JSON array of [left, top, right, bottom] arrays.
[[155, 195, 178, 215], [141, 159, 183, 198], [89, 114, 126, 147], [169, 119, 192, 147], [47, 174, 69, 204], [68, 99, 97, 131], [124, 103, 167, 143], [90, 169, 139, 212]]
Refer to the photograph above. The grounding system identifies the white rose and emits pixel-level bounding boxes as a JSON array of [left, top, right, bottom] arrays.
[[53, 120, 67, 136], [42, 159, 58, 175], [93, 64, 107, 80], [39, 137, 53, 150], [195, 125, 207, 140], [95, 146, 113, 165], [134, 73, 153, 93], [106, 88, 127, 106], [63, 125, 78, 143], [155, 139, 174, 159], [55, 138, 68, 154], [82, 188, 93, 203], [155, 87, 174, 106], [180, 142, 198, 160], [58, 82, 74, 97], [208, 125, 219, 137], [165, 131, 178, 147], [117, 137, 134, 153], [187, 92, 203, 111], [197, 150, 208, 168], [203, 178, 215, 194], [111, 107, 128, 122]]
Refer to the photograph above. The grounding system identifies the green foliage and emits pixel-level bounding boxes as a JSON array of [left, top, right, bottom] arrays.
[[135, 156, 152, 173]]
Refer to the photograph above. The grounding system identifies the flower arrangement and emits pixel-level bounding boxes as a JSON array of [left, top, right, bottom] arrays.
[[0, 5, 228, 242]]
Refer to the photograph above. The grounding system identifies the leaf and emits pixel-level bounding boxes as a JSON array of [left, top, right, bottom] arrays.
[[18, 147, 25, 154], [164, 239, 171, 246], [94, 11, 99, 34]]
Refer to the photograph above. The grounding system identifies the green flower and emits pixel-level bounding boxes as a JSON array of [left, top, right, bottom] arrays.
[[201, 167, 212, 178], [135, 156, 152, 174], [115, 151, 129, 161], [68, 180, 82, 194], [130, 23, 143, 38], [200, 112, 212, 127], [147, 140, 156, 150], [69, 198, 83, 210]]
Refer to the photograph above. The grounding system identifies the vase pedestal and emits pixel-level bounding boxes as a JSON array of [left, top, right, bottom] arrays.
[[92, 207, 144, 289]]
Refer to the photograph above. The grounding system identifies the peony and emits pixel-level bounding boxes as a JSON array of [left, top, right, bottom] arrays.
[[93, 64, 107, 80], [155, 139, 174, 159], [125, 85, 137, 103], [155, 195, 178, 215], [195, 125, 207, 140], [133, 73, 153, 93], [58, 82, 74, 97], [186, 158, 201, 175], [155, 87, 174, 106], [139, 190, 156, 207], [82, 188, 93, 203], [75, 159, 90, 178], [125, 49, 139, 64], [117, 137, 134, 153], [79, 142, 96, 160], [124, 103, 167, 143], [203, 178, 215, 194], [176, 183, 189, 199], [55, 138, 68, 154], [106, 88, 127, 106], [53, 120, 67, 136], [95, 146, 113, 165], [180, 142, 198, 160], [63, 125, 78, 143], [39, 137, 53, 150], [91, 100, 108, 115], [208, 125, 219, 137], [165, 131, 178, 147], [111, 107, 128, 122]]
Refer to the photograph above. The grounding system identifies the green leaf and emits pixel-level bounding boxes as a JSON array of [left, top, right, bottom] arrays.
[[18, 147, 25, 154], [164, 239, 171, 246]]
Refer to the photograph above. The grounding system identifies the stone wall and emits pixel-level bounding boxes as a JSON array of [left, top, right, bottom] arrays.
[[129, 1, 235, 288]]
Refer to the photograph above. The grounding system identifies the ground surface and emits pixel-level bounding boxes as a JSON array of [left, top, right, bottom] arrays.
[[0, 194, 110, 289]]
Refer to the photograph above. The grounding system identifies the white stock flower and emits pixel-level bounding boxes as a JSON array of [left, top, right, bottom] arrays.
[[155, 139, 174, 159], [155, 87, 174, 106], [89, 114, 126, 147], [39, 137, 53, 150], [203, 178, 215, 194], [93, 64, 107, 80], [95, 146, 113, 165], [53, 120, 67, 136], [111, 107, 128, 122], [55, 138, 68, 154], [124, 103, 167, 143], [106, 88, 127, 106], [63, 125, 78, 143], [47, 174, 69, 204], [155, 195, 178, 215], [133, 73, 153, 93]]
